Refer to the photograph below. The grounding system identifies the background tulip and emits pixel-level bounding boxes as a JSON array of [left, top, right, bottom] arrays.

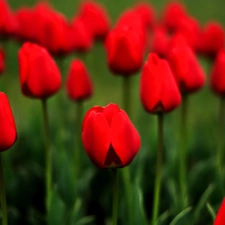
[[0, 48, 4, 74], [18, 42, 61, 99], [82, 103, 140, 168], [140, 53, 181, 113], [0, 92, 17, 151]]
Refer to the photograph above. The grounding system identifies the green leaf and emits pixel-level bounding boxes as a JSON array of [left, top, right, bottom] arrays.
[[206, 202, 216, 221], [48, 188, 66, 225], [193, 184, 214, 221], [76, 216, 95, 225], [169, 207, 192, 225], [157, 210, 170, 225]]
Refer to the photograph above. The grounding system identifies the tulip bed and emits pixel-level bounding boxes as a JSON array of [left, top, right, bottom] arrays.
[[1, 0, 225, 225]]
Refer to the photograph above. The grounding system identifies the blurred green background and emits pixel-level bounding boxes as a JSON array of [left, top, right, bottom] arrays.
[[1, 0, 225, 224]]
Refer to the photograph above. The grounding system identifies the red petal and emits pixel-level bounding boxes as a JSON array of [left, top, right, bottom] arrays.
[[82, 112, 111, 168], [102, 103, 120, 125], [111, 111, 140, 167], [214, 198, 225, 225]]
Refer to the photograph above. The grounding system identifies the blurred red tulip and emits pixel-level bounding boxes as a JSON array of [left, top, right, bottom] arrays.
[[105, 26, 144, 75], [197, 22, 225, 58], [77, 1, 110, 40], [214, 198, 225, 225], [210, 50, 225, 96], [151, 27, 169, 58], [133, 2, 155, 30], [14, 7, 35, 42], [82, 103, 140, 168], [161, 1, 187, 32], [18, 42, 61, 99], [66, 59, 93, 101], [167, 42, 205, 93], [140, 53, 181, 113], [0, 0, 17, 39], [71, 17, 93, 52], [0, 92, 17, 151], [0, 48, 5, 74]]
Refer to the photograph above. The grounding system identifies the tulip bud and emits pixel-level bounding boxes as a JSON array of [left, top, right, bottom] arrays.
[[0, 92, 17, 151], [197, 22, 225, 58], [18, 42, 61, 99], [214, 198, 225, 225], [105, 26, 144, 75], [210, 50, 225, 96], [167, 42, 205, 94], [82, 103, 140, 168], [66, 59, 93, 101], [140, 53, 181, 113], [77, 1, 110, 40]]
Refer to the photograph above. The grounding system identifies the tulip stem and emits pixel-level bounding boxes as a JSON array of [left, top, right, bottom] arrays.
[[217, 97, 225, 174], [0, 153, 7, 225], [122, 76, 133, 224], [112, 169, 119, 225], [151, 113, 164, 225], [74, 101, 83, 177], [179, 94, 188, 209], [42, 99, 52, 214], [123, 76, 131, 116]]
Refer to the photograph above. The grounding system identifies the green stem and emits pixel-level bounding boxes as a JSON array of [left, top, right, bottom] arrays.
[[151, 113, 164, 225], [42, 99, 52, 214], [74, 101, 83, 176], [122, 76, 133, 225], [112, 169, 119, 225], [179, 95, 188, 209], [0, 154, 7, 225], [123, 76, 131, 116], [217, 97, 225, 174]]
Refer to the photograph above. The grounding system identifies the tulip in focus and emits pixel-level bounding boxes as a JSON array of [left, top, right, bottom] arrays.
[[214, 198, 225, 225], [66, 59, 93, 101], [0, 92, 17, 151], [210, 50, 225, 96], [140, 53, 181, 113], [18, 42, 61, 99], [82, 103, 140, 168]]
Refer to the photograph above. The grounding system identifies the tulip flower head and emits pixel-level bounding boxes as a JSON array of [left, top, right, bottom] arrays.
[[210, 50, 225, 96], [167, 42, 205, 94], [140, 53, 181, 113], [66, 59, 93, 101], [82, 104, 140, 168], [105, 26, 144, 76], [214, 198, 225, 225], [18, 42, 61, 99], [0, 92, 17, 151]]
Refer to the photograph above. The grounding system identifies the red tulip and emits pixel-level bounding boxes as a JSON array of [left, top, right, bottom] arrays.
[[77, 1, 110, 40], [210, 50, 225, 96], [197, 22, 225, 58], [162, 2, 187, 32], [133, 3, 155, 30], [151, 27, 169, 58], [0, 0, 17, 39], [14, 7, 35, 42], [214, 198, 225, 225], [18, 42, 61, 99], [0, 92, 17, 151], [66, 59, 93, 101], [140, 53, 181, 113], [167, 42, 205, 93], [105, 26, 144, 75], [71, 17, 93, 52], [82, 103, 140, 168], [0, 48, 5, 74]]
